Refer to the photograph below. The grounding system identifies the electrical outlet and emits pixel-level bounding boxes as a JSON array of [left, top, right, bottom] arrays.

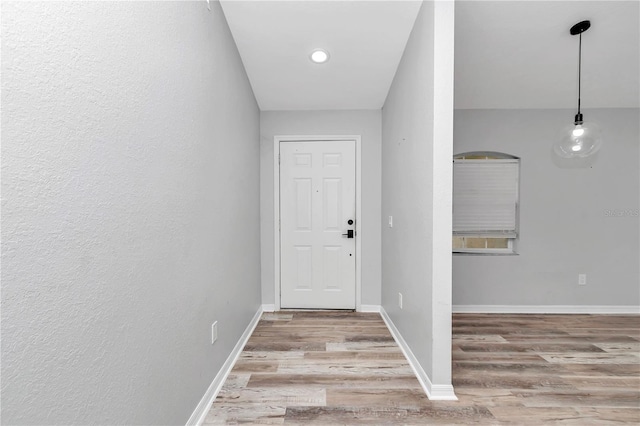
[[398, 292, 403, 309], [211, 321, 218, 344], [389, 216, 393, 228], [578, 274, 587, 286]]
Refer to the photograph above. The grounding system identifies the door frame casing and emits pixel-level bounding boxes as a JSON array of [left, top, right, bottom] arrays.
[[274, 135, 362, 311]]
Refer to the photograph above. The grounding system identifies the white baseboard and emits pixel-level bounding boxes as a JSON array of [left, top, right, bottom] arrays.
[[453, 305, 640, 314], [261, 304, 381, 313], [261, 304, 276, 312], [186, 306, 264, 426], [358, 304, 381, 313], [379, 307, 457, 401]]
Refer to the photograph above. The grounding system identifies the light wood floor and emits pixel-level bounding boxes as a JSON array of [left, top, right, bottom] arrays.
[[203, 311, 640, 425]]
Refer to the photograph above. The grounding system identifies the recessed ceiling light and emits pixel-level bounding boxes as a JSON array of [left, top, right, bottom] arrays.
[[310, 49, 329, 64]]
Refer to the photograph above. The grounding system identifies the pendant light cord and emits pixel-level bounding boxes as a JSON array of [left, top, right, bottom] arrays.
[[569, 20, 589, 125], [577, 33, 582, 116]]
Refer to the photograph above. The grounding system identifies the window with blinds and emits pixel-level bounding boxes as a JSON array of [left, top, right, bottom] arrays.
[[453, 152, 519, 253]]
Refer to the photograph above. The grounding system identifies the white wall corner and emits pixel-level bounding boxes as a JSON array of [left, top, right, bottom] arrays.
[[430, 0, 455, 390], [358, 305, 381, 313], [429, 384, 458, 400], [453, 305, 640, 314], [379, 308, 458, 401], [186, 306, 264, 426], [261, 304, 276, 313]]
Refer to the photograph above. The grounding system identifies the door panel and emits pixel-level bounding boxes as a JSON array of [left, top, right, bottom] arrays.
[[280, 140, 356, 309], [294, 178, 312, 230]]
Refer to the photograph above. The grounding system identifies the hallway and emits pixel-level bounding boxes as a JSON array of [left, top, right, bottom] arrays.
[[3, 1, 638, 424], [204, 311, 482, 424]]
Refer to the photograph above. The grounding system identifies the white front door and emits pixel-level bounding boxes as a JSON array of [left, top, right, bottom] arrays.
[[279, 140, 356, 309]]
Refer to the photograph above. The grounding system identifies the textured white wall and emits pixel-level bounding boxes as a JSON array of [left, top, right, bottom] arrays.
[[260, 110, 382, 306], [453, 108, 640, 308], [1, 1, 261, 424], [381, 0, 454, 388]]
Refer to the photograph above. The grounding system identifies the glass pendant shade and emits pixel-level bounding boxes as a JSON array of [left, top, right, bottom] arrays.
[[554, 119, 602, 159]]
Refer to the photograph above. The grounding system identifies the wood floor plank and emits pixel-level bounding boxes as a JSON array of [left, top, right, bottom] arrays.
[[458, 343, 607, 353], [325, 341, 401, 352], [453, 361, 570, 375], [303, 350, 406, 360], [242, 342, 326, 352], [511, 389, 640, 408], [575, 407, 640, 423], [231, 360, 279, 373], [260, 313, 294, 321], [239, 351, 305, 361], [452, 373, 575, 390], [454, 334, 509, 343], [325, 388, 431, 407], [276, 359, 413, 376], [451, 387, 524, 407], [560, 375, 640, 390], [539, 352, 640, 364], [560, 362, 640, 376], [204, 312, 640, 424], [203, 404, 286, 425], [500, 335, 639, 344], [594, 341, 640, 353], [452, 351, 549, 363], [246, 373, 423, 389], [488, 406, 583, 424], [283, 405, 496, 425], [219, 374, 251, 390], [216, 388, 326, 407]]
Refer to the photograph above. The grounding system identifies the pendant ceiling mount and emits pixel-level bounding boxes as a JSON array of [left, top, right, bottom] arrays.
[[570, 20, 591, 35]]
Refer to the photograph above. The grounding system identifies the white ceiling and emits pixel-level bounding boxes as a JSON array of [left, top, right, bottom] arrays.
[[220, 0, 422, 111], [220, 0, 639, 111], [455, 0, 639, 109]]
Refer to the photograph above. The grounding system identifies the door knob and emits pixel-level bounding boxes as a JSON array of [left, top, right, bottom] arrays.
[[342, 230, 354, 238]]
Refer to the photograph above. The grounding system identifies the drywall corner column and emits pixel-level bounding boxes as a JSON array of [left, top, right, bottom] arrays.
[[382, 0, 436, 387], [381, 0, 454, 397], [430, 0, 455, 388]]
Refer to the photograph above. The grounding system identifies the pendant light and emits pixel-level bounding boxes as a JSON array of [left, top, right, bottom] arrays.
[[553, 20, 603, 159]]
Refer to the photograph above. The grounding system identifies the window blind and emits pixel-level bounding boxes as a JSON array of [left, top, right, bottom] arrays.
[[453, 159, 519, 237]]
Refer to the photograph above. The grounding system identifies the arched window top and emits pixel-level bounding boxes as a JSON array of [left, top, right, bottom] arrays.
[[454, 151, 519, 160]]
